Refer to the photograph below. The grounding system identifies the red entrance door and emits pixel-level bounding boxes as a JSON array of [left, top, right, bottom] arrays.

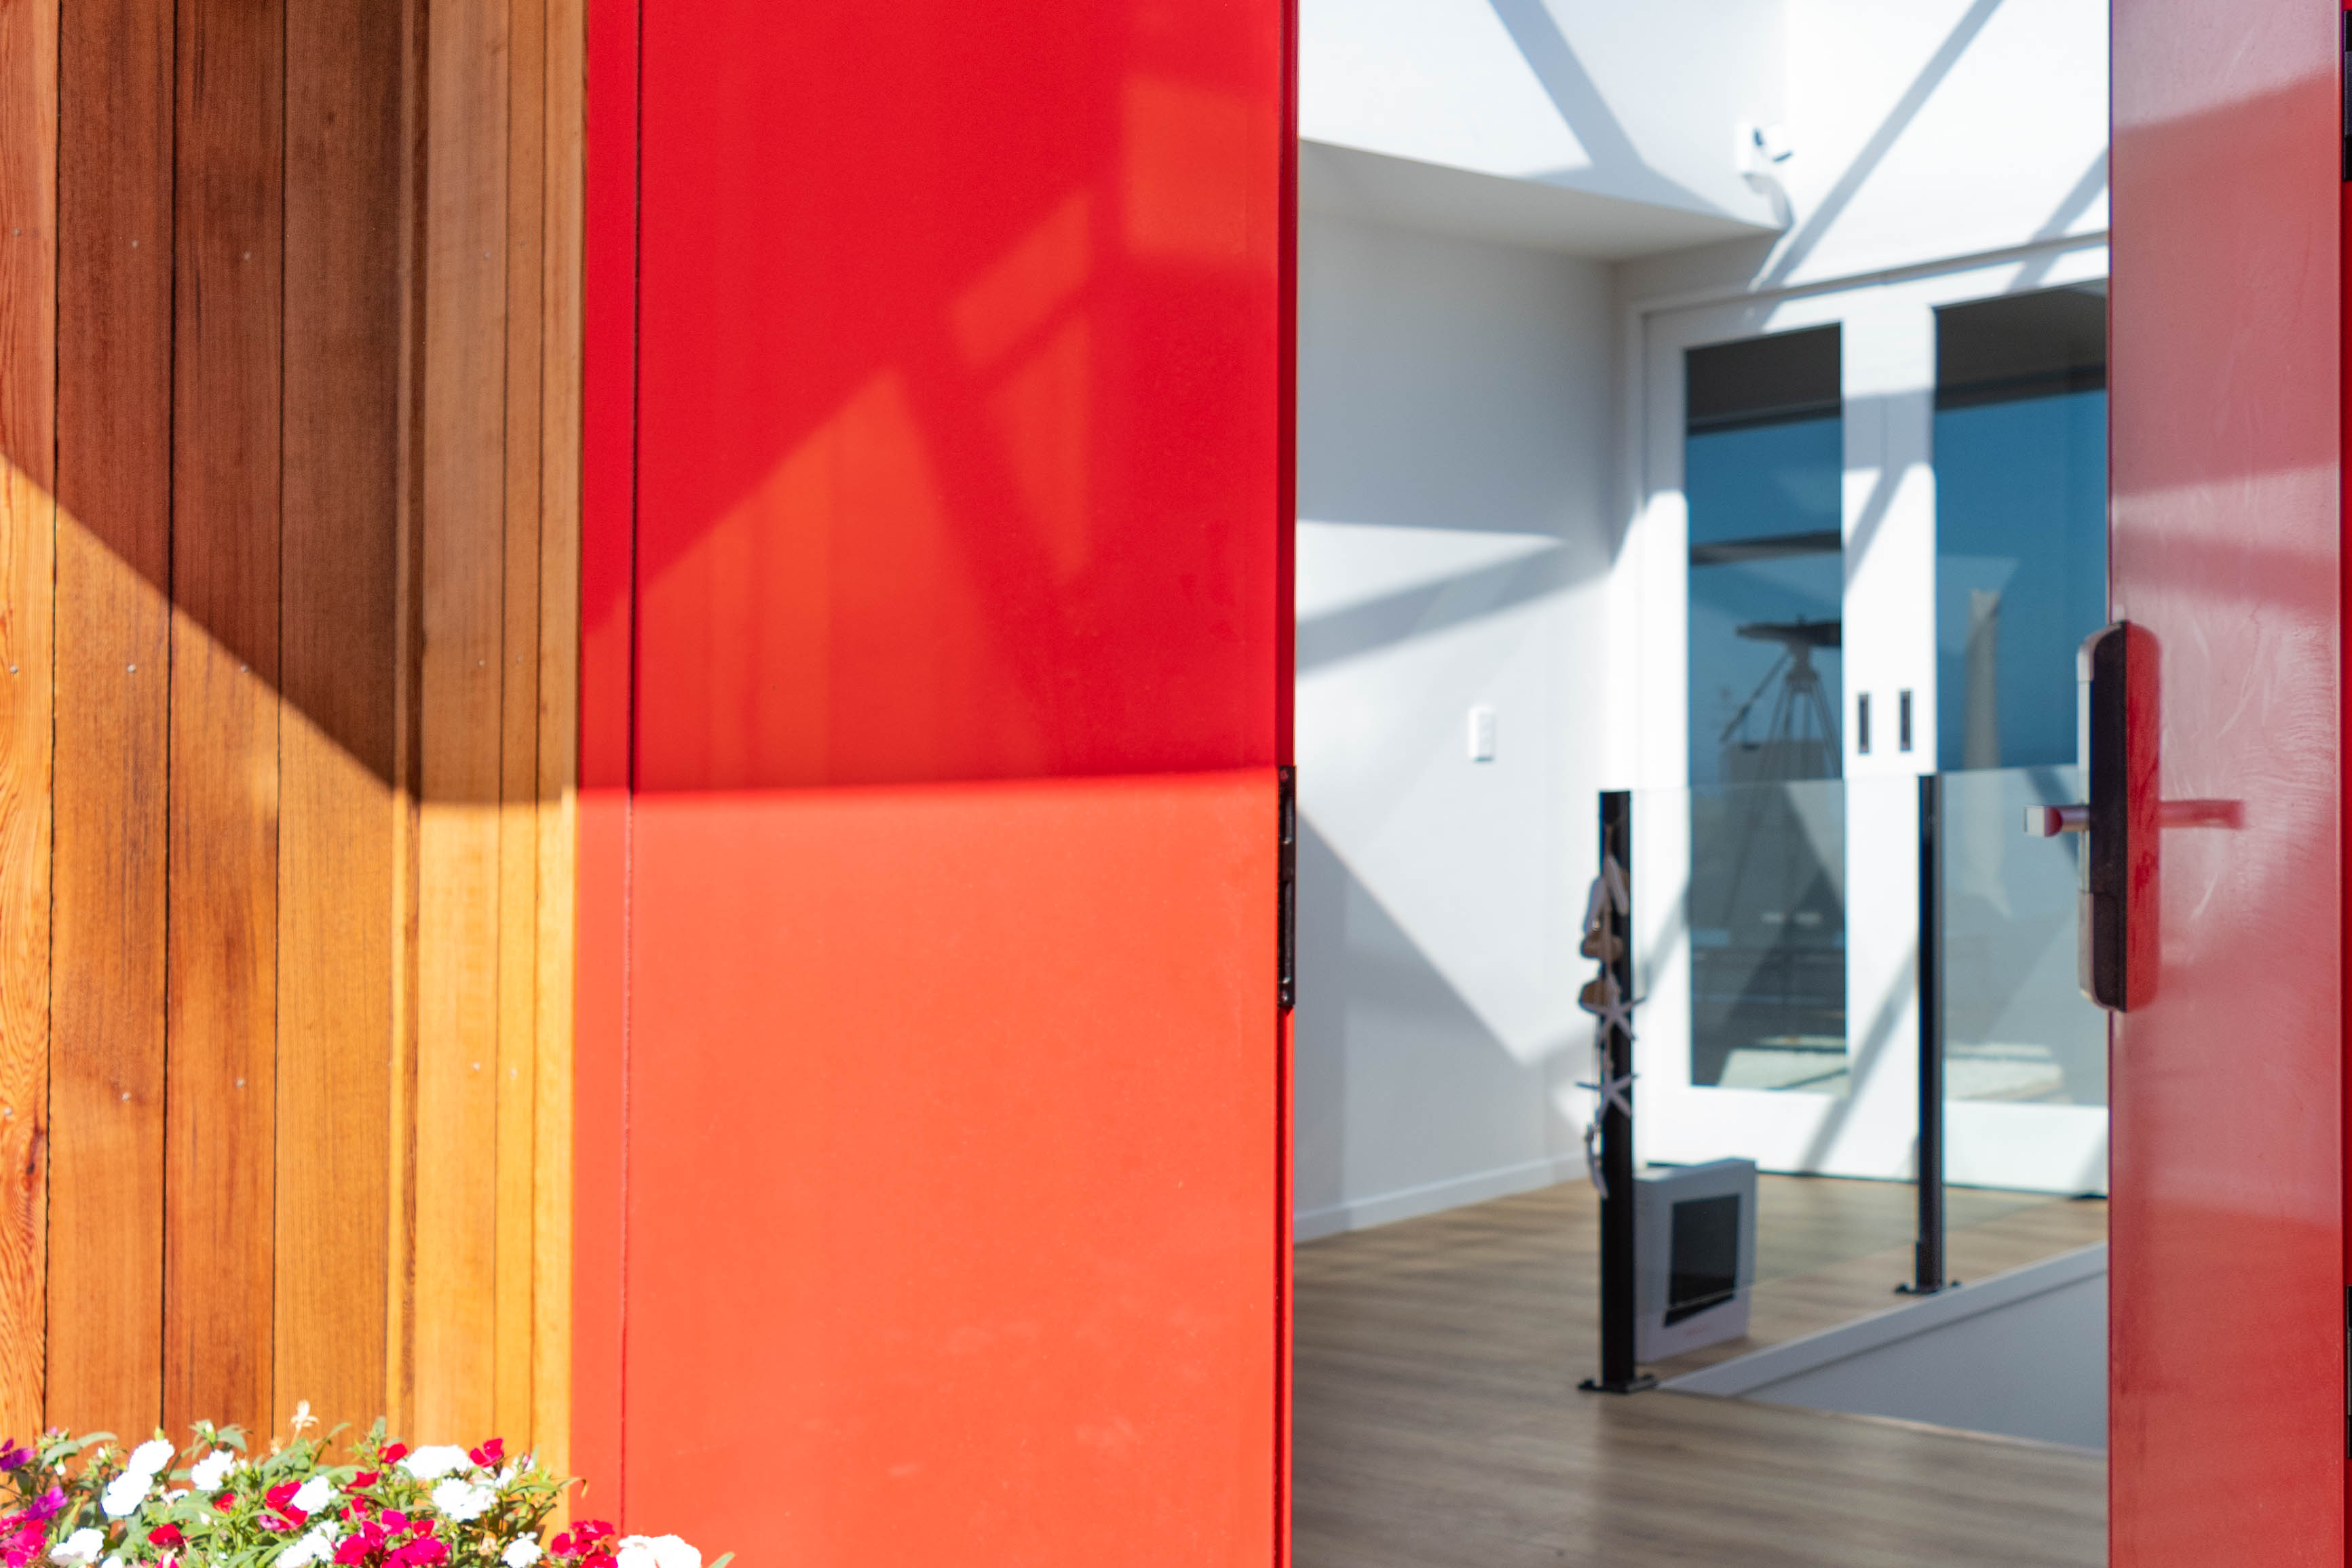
[[2110, 1, 2342, 1559], [577, 0, 1295, 1559]]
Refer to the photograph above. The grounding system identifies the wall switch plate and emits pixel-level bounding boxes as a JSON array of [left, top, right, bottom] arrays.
[[1468, 706, 1497, 762]]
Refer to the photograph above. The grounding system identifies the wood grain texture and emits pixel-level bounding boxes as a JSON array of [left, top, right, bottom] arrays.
[[383, 0, 430, 1444], [413, 0, 511, 1446], [276, 0, 404, 1441], [0, 0, 55, 1447], [496, 0, 547, 1450], [165, 0, 282, 1442], [49, 0, 170, 1442], [532, 0, 584, 1488], [1295, 1181, 2106, 1567], [2, 0, 578, 1454]]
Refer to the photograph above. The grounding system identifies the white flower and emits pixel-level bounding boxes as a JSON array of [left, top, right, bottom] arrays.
[[290, 1476, 333, 1513], [495, 1464, 518, 1491], [430, 1478, 495, 1522], [126, 1440, 174, 1478], [99, 1472, 147, 1518], [191, 1449, 238, 1492], [615, 1537, 700, 1568], [276, 1526, 339, 1568], [501, 1543, 544, 1568], [399, 1445, 472, 1482], [47, 1529, 104, 1567]]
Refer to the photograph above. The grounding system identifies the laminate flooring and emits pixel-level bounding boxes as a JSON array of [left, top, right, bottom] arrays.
[[1294, 1177, 2108, 1567]]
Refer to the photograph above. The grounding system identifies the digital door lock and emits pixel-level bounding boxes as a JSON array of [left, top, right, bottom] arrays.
[[2022, 622, 2155, 1014], [2021, 622, 2244, 1013]]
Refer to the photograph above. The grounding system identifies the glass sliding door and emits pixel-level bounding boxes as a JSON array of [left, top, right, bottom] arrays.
[[1932, 286, 2108, 775], [1682, 329, 1848, 1096], [1929, 284, 2110, 1193], [1633, 251, 2111, 1193]]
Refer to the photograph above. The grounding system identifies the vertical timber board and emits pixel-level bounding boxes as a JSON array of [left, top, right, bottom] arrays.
[[414, 0, 510, 1445], [0, 0, 54, 1447], [278, 0, 402, 1439], [497, 0, 548, 1450], [385, 0, 430, 1444], [165, 0, 282, 1441], [50, 0, 165, 1439], [532, 0, 584, 1490]]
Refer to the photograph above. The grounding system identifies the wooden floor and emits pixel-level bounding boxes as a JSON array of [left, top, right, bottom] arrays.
[[1295, 1177, 2108, 1567]]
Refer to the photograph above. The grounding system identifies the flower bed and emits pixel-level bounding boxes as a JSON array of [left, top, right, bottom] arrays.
[[0, 1416, 727, 1568]]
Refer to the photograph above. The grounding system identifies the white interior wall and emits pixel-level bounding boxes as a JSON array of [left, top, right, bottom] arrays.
[[1617, 0, 2110, 307], [1293, 212, 1614, 1239]]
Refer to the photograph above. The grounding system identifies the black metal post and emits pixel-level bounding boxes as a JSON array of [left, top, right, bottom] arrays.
[[1582, 790, 1654, 1393], [1899, 771, 1952, 1296]]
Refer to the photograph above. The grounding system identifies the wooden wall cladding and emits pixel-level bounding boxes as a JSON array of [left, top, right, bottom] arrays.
[[0, 0, 583, 1465]]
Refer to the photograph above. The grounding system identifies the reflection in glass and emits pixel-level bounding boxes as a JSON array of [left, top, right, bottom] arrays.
[[1686, 327, 1844, 788], [1938, 767, 2107, 1105], [1934, 287, 2107, 771], [1688, 780, 1847, 1092], [1685, 328, 1847, 1092]]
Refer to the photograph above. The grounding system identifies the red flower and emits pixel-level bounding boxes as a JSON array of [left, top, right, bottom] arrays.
[[381, 1443, 409, 1464], [467, 1438, 504, 1469], [335, 1521, 392, 1566], [265, 1479, 309, 1523], [552, 1522, 617, 1562], [354, 1470, 379, 1487], [212, 1494, 237, 1512], [149, 1525, 184, 1548]]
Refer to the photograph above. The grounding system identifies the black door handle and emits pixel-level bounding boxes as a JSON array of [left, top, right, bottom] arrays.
[[2079, 622, 2157, 1012]]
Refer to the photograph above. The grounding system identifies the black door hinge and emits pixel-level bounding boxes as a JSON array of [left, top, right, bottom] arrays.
[[1278, 766, 1297, 1012]]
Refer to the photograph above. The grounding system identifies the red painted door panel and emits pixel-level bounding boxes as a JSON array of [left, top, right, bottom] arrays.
[[626, 779, 1277, 1556], [579, 0, 1295, 1559], [2110, 2, 2341, 1560]]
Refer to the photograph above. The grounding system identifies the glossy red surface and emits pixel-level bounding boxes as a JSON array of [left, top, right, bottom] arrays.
[[573, 0, 638, 1513], [2111, 2, 2342, 1559], [628, 1, 1287, 792], [577, 0, 1294, 1555]]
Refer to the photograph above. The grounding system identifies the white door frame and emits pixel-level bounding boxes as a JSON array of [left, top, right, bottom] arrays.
[[1615, 243, 2111, 1195]]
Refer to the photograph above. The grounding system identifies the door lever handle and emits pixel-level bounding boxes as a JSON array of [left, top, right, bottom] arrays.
[[2024, 804, 2090, 837]]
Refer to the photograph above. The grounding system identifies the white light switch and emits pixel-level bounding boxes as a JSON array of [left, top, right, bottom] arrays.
[[1467, 706, 1497, 763]]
